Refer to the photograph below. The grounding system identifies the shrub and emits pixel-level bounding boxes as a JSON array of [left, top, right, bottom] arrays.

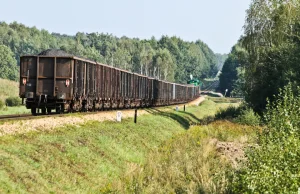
[[231, 84, 300, 193], [216, 106, 238, 119], [215, 105, 242, 119], [215, 103, 260, 126], [234, 108, 260, 126], [5, 96, 21, 106], [0, 99, 4, 109]]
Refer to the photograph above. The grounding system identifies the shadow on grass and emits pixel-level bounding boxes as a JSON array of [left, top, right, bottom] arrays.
[[145, 108, 215, 130], [177, 110, 202, 123], [145, 109, 191, 130]]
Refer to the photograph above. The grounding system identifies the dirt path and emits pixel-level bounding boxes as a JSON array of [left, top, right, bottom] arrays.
[[0, 96, 205, 136]]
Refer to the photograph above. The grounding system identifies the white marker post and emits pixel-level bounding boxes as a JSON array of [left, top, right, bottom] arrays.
[[176, 106, 179, 111], [116, 111, 122, 122]]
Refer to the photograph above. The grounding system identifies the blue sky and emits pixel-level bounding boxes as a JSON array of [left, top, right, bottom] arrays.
[[0, 0, 251, 54]]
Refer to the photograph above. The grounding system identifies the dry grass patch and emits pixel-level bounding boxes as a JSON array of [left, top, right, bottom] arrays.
[[112, 121, 259, 193]]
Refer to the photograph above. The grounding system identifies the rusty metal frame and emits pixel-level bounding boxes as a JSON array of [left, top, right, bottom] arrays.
[[53, 57, 56, 97]]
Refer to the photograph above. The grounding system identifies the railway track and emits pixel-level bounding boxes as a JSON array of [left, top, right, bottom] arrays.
[[0, 96, 205, 122], [0, 102, 199, 122], [0, 113, 67, 121], [0, 107, 171, 121], [0, 97, 205, 137], [0, 114, 33, 121]]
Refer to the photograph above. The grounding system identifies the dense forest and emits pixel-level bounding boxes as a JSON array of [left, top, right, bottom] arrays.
[[0, 21, 227, 83], [217, 1, 300, 192], [219, 0, 300, 112]]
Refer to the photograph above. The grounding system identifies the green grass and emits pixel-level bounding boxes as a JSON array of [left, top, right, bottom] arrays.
[[0, 78, 27, 115], [0, 116, 182, 193], [0, 78, 19, 102], [0, 106, 30, 115], [207, 96, 243, 103], [0, 100, 244, 193]]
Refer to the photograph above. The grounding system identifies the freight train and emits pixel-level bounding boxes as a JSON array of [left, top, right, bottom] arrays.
[[19, 50, 200, 115]]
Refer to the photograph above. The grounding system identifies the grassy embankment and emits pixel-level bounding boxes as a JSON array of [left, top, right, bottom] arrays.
[[207, 96, 243, 104], [0, 78, 29, 115], [0, 99, 258, 193]]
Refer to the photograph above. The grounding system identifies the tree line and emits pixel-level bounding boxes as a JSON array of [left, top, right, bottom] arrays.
[[219, 0, 300, 113], [218, 1, 300, 192], [0, 21, 227, 83]]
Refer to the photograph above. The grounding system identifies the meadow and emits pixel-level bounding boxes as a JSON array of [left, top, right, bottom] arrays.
[[0, 78, 29, 115], [0, 99, 256, 193]]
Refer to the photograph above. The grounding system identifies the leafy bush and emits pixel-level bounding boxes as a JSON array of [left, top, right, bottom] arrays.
[[215, 105, 242, 119], [215, 103, 260, 126], [231, 84, 300, 193], [216, 104, 246, 119], [234, 108, 260, 126], [0, 99, 4, 109], [5, 96, 21, 107]]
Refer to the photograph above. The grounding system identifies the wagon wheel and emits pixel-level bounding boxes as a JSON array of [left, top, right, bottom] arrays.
[[31, 108, 36, 116], [56, 104, 64, 114]]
